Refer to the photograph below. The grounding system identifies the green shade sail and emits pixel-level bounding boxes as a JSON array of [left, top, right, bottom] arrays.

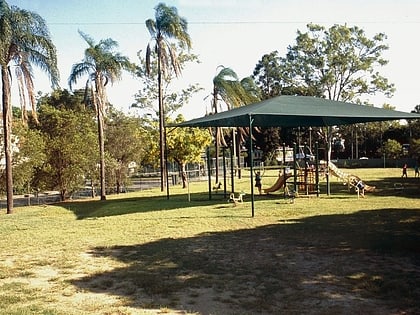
[[174, 95, 419, 217], [175, 95, 419, 128]]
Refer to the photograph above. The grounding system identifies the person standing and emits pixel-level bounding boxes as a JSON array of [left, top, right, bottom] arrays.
[[402, 164, 408, 178], [255, 171, 263, 195], [414, 164, 419, 178]]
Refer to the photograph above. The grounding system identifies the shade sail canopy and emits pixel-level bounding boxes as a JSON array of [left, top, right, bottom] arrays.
[[175, 95, 419, 128]]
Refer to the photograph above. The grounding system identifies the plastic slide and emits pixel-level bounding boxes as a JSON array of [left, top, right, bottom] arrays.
[[327, 161, 375, 193], [264, 175, 291, 193]]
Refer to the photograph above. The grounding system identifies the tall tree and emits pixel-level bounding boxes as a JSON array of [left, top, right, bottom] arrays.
[[34, 100, 98, 201], [252, 51, 283, 99], [133, 49, 201, 180], [409, 105, 420, 140], [0, 0, 59, 213], [145, 2, 192, 192], [0, 120, 45, 195], [280, 23, 395, 170], [134, 50, 201, 117], [166, 115, 212, 188], [105, 109, 147, 194], [211, 66, 260, 182], [68, 31, 133, 200]]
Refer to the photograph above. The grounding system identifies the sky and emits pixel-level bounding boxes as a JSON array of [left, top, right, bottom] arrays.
[[7, 0, 420, 119]]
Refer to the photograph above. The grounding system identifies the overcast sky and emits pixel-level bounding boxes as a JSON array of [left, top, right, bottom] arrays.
[[8, 0, 420, 119]]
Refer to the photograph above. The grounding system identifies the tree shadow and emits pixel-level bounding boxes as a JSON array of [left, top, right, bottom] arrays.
[[71, 208, 420, 314], [326, 176, 420, 198], [369, 176, 420, 197], [59, 192, 233, 219]]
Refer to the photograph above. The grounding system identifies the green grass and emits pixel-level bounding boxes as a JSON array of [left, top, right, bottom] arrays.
[[0, 168, 419, 314]]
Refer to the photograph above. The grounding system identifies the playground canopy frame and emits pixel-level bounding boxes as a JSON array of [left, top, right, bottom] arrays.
[[174, 95, 420, 217]]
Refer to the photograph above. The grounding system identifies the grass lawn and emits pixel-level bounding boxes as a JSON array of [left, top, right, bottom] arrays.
[[0, 168, 419, 314]]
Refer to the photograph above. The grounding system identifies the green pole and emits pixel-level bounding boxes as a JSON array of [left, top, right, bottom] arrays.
[[230, 145, 235, 193], [315, 141, 320, 197], [207, 147, 211, 200], [248, 115, 255, 217], [222, 147, 227, 198], [293, 142, 298, 192], [282, 143, 286, 198]]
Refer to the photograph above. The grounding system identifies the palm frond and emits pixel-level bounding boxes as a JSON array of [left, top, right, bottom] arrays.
[[145, 19, 156, 38], [78, 30, 95, 48], [19, 56, 38, 122], [154, 3, 191, 49], [146, 44, 152, 75], [68, 62, 94, 90], [10, 7, 60, 87], [168, 43, 181, 77]]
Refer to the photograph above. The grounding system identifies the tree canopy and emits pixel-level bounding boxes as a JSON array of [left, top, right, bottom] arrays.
[[281, 23, 395, 102]]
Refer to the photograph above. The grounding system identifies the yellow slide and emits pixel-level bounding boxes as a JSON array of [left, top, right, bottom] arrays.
[[264, 175, 291, 193]]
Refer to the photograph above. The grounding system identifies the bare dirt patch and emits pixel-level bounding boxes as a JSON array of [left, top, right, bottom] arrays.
[[65, 209, 419, 314]]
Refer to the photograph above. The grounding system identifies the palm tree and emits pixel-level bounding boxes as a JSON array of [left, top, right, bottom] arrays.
[[145, 3, 191, 192], [69, 31, 133, 200], [212, 66, 260, 182], [0, 0, 59, 214]]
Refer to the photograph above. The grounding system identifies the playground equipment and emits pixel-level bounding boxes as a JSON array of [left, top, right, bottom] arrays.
[[264, 168, 317, 195], [327, 161, 375, 195], [229, 191, 245, 206], [264, 173, 292, 193], [297, 168, 317, 194], [263, 160, 375, 198]]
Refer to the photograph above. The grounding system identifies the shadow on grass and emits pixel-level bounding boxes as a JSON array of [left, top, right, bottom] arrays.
[[71, 208, 420, 314], [61, 179, 419, 220], [327, 176, 420, 198], [59, 191, 233, 219]]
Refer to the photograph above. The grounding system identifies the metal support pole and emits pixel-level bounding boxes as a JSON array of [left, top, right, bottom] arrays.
[[230, 145, 235, 193], [326, 126, 331, 195], [293, 142, 298, 193], [207, 147, 212, 200], [315, 141, 320, 197], [248, 115, 255, 217], [282, 143, 286, 198], [222, 147, 227, 198]]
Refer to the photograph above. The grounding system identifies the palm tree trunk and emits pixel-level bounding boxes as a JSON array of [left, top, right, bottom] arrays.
[[97, 109, 106, 200], [235, 129, 242, 179], [157, 46, 166, 192], [1, 67, 14, 214], [215, 128, 220, 184], [213, 86, 219, 184], [92, 87, 106, 200]]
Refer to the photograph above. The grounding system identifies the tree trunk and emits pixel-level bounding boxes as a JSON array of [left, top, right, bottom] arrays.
[[157, 45, 166, 192], [181, 163, 187, 189], [60, 189, 66, 202], [235, 129, 242, 179], [92, 87, 106, 201], [215, 128, 220, 184], [97, 107, 106, 200], [90, 180, 95, 198], [2, 67, 14, 214], [213, 86, 219, 184]]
